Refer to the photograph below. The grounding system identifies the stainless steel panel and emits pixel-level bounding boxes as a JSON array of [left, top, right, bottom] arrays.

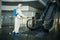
[[0, 0, 2, 28], [38, 0, 49, 6], [2, 6, 37, 11], [2, 0, 37, 2]]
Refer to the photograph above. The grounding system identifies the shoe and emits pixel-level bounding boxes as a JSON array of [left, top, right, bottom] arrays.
[[14, 33, 21, 37], [11, 32, 15, 36], [9, 32, 15, 36]]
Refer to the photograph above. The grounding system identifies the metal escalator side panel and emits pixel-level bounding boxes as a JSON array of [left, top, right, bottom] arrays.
[[43, 3, 57, 30], [40, 3, 51, 20], [44, 3, 56, 20]]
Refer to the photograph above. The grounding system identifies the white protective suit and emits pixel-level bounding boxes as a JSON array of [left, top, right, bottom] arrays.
[[13, 4, 27, 33]]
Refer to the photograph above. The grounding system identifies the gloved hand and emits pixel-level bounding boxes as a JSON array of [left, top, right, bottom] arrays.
[[25, 16, 29, 19]]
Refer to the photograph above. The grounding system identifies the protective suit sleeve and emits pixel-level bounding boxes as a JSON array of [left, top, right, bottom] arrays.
[[16, 9, 27, 19]]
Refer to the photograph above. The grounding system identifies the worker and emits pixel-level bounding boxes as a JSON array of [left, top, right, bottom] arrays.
[[11, 4, 28, 37]]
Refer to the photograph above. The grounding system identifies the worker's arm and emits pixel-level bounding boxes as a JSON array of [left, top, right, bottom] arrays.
[[16, 9, 28, 19], [20, 13, 28, 19]]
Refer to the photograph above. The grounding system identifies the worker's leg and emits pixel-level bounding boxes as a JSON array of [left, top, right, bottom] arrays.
[[13, 17, 20, 33], [12, 15, 21, 37]]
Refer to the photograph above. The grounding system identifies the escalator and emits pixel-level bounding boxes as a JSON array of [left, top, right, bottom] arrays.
[[27, 2, 57, 32]]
